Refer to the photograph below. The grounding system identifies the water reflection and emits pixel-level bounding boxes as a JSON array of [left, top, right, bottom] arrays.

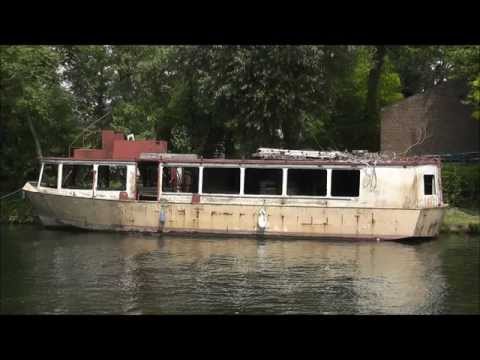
[[0, 226, 478, 314]]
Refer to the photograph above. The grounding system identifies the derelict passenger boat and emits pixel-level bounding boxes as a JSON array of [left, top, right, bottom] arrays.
[[23, 130, 447, 241]]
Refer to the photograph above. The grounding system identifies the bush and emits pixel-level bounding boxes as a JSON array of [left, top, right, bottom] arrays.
[[0, 196, 35, 224], [441, 163, 480, 208]]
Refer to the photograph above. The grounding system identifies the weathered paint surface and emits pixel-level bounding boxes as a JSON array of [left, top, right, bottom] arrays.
[[24, 182, 445, 240], [25, 159, 447, 240]]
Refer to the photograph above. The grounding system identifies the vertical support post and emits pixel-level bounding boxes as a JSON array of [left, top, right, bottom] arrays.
[[240, 167, 245, 195], [437, 164, 443, 206], [326, 168, 332, 197], [158, 163, 163, 200], [198, 166, 204, 194], [57, 163, 63, 190], [38, 163, 44, 188], [282, 168, 288, 196], [92, 164, 98, 198]]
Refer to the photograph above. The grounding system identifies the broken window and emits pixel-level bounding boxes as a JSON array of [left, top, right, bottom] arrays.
[[40, 164, 58, 188], [331, 169, 360, 197], [244, 168, 282, 195], [287, 169, 327, 196], [202, 167, 240, 194], [97, 165, 127, 191], [138, 162, 159, 199], [162, 167, 199, 193], [62, 164, 94, 190], [424, 174, 435, 195]]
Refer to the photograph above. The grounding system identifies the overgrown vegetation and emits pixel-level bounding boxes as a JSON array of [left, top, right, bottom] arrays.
[[1, 45, 479, 197], [442, 163, 480, 209], [0, 196, 35, 224], [441, 207, 480, 234]]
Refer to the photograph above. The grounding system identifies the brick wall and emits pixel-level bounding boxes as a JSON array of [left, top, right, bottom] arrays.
[[381, 80, 479, 155]]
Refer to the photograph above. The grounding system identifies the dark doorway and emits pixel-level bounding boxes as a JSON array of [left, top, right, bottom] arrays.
[[137, 161, 158, 200]]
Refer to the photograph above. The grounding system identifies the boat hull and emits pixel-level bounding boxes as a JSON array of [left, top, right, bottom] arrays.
[[24, 185, 446, 241]]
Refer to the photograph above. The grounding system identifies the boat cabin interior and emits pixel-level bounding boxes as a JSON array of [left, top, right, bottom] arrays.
[[35, 159, 372, 199]]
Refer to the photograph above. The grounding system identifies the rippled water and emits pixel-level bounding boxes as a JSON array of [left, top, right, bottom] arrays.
[[1, 225, 478, 314]]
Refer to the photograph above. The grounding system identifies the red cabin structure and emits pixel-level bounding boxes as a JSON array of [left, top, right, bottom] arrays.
[[73, 130, 168, 160]]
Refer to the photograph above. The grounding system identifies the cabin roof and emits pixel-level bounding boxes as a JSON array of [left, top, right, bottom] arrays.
[[41, 156, 441, 166]]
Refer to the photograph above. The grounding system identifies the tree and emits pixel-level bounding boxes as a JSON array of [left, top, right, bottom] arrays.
[[57, 45, 115, 147], [171, 45, 354, 155], [0, 46, 75, 192]]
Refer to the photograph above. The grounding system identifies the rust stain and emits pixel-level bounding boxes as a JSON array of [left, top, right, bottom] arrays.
[[301, 217, 313, 225], [25, 185, 447, 239]]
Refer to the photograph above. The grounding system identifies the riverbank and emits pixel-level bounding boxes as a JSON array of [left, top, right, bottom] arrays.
[[441, 207, 480, 234], [2, 197, 479, 234], [0, 198, 35, 225]]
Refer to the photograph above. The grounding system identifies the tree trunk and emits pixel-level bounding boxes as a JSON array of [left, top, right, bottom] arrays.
[[27, 116, 43, 160], [365, 45, 387, 151]]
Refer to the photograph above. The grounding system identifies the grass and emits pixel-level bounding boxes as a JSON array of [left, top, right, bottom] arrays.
[[441, 207, 480, 234]]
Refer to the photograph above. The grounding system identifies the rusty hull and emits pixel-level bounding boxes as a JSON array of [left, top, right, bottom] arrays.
[[24, 185, 445, 241]]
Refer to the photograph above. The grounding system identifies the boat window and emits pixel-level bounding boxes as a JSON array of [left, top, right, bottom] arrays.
[[138, 161, 159, 200], [244, 168, 282, 195], [62, 164, 94, 190], [331, 169, 360, 197], [40, 164, 58, 188], [203, 167, 240, 194], [287, 169, 327, 196], [424, 174, 435, 195], [97, 165, 127, 191], [162, 167, 199, 193]]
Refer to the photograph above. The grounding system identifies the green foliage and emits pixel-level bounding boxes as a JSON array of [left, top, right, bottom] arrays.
[[0, 197, 35, 224], [378, 57, 404, 107], [442, 163, 480, 208], [441, 207, 480, 234], [1, 45, 479, 197], [0, 46, 76, 193], [468, 76, 480, 120], [172, 45, 356, 153]]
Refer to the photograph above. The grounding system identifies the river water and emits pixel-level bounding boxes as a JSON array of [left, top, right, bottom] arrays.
[[1, 225, 478, 314]]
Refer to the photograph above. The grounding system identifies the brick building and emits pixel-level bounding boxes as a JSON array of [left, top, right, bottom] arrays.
[[380, 80, 479, 155]]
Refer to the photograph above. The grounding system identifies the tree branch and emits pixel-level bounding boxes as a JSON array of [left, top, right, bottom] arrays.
[[26, 115, 43, 161]]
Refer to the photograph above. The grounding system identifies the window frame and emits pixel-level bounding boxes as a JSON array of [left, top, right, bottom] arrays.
[[161, 165, 200, 194], [61, 163, 95, 190], [201, 166, 241, 195], [423, 174, 436, 196], [286, 168, 328, 197], [243, 167, 284, 196], [330, 168, 361, 198], [96, 164, 128, 192], [39, 163, 59, 189], [157, 163, 363, 200]]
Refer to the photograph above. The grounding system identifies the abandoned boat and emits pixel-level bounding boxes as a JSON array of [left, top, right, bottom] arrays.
[[22, 130, 447, 241]]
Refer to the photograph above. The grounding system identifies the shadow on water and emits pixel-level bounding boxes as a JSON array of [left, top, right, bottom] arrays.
[[396, 236, 438, 246]]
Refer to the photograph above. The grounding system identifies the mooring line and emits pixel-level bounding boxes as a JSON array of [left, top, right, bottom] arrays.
[[0, 188, 23, 200]]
